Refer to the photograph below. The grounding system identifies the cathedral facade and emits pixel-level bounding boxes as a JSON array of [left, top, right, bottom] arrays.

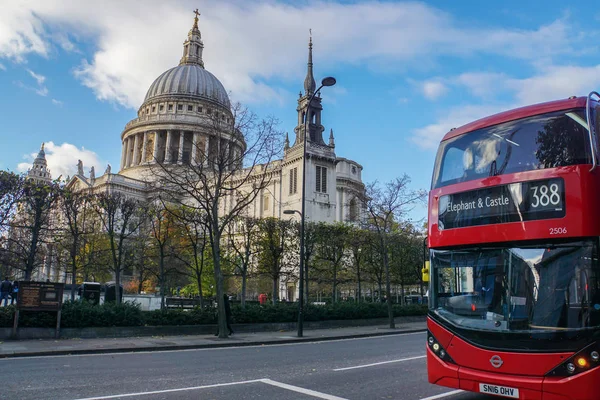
[[64, 14, 365, 225]]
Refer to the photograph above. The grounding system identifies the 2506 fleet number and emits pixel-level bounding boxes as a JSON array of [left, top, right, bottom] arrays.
[[549, 227, 567, 235]]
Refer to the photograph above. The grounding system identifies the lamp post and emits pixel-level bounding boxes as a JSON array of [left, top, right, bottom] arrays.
[[285, 76, 336, 337]]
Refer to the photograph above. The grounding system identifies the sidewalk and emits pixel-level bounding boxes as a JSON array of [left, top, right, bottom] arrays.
[[0, 321, 426, 359]]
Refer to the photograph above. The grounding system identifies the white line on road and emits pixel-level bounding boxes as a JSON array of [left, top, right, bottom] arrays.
[[418, 389, 464, 400], [71, 378, 350, 400], [71, 379, 264, 400], [260, 379, 349, 400], [4, 331, 425, 361], [333, 354, 426, 371]]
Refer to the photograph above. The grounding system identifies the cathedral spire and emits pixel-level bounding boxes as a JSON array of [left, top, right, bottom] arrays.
[[303, 33, 316, 95], [329, 128, 335, 148], [284, 132, 290, 150], [180, 9, 205, 67], [27, 143, 51, 183]]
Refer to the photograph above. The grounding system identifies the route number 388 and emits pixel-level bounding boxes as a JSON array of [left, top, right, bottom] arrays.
[[530, 183, 561, 208]]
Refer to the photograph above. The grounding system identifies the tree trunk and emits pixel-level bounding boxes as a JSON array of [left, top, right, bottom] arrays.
[[241, 270, 247, 309], [159, 252, 165, 310], [400, 282, 405, 306], [212, 229, 228, 339], [382, 237, 395, 329], [114, 269, 121, 306], [356, 262, 362, 303], [332, 266, 337, 303], [25, 213, 43, 280], [70, 238, 78, 301], [137, 276, 143, 294], [198, 276, 204, 308], [272, 275, 278, 305]]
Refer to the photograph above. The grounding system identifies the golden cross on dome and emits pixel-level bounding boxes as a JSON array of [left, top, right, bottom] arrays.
[[193, 8, 200, 28]]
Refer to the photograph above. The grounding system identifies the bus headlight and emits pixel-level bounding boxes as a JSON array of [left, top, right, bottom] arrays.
[[547, 342, 600, 377], [426, 330, 455, 365]]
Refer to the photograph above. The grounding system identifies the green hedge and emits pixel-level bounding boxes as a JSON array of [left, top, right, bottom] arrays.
[[0, 301, 427, 328]]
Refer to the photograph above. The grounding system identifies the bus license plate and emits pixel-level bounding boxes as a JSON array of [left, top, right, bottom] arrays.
[[479, 383, 519, 398]]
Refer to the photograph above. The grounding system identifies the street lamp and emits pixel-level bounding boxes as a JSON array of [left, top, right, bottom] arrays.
[[286, 76, 336, 338]]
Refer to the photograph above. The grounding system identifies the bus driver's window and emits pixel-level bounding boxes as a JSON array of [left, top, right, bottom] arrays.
[[463, 147, 475, 179]]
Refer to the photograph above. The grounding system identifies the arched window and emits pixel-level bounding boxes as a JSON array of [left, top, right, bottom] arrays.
[[311, 112, 316, 124]]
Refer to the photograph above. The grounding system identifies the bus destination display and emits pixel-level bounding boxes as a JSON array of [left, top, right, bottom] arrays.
[[438, 178, 565, 230]]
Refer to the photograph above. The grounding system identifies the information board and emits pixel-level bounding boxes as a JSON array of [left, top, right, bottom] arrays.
[[17, 281, 64, 311]]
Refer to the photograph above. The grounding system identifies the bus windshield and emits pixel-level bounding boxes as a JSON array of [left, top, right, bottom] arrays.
[[432, 109, 592, 189], [430, 240, 600, 333]]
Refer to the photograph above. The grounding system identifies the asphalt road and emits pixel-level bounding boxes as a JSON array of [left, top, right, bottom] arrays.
[[0, 332, 496, 400]]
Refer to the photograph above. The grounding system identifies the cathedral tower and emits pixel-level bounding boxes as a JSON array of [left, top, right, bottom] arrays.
[[27, 143, 52, 184]]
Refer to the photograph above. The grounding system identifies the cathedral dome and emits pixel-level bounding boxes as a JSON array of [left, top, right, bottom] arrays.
[[143, 64, 230, 108]]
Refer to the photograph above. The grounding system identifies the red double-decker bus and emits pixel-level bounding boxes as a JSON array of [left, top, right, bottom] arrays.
[[426, 92, 600, 399]]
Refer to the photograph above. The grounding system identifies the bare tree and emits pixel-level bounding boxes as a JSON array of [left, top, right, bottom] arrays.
[[224, 215, 259, 308], [359, 175, 426, 328], [301, 221, 318, 305], [257, 217, 294, 305], [314, 223, 350, 303], [347, 227, 372, 302], [170, 206, 210, 308], [58, 188, 91, 300], [0, 171, 24, 232], [4, 179, 61, 280], [152, 103, 282, 337], [93, 192, 146, 305], [146, 200, 179, 309]]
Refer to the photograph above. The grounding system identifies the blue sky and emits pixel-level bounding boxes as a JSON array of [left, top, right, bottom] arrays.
[[1, 0, 600, 222]]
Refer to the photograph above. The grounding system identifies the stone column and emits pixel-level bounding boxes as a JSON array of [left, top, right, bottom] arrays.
[[125, 137, 133, 168], [178, 131, 185, 163], [222, 141, 230, 170], [165, 130, 173, 163], [120, 141, 127, 170], [152, 131, 159, 163], [191, 132, 199, 165], [141, 131, 148, 163], [204, 136, 210, 166], [132, 133, 141, 165]]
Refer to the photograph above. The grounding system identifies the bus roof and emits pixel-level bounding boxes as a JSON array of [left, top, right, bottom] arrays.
[[441, 96, 589, 142]]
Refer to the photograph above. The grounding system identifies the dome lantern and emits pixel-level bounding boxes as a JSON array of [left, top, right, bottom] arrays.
[[180, 9, 205, 68]]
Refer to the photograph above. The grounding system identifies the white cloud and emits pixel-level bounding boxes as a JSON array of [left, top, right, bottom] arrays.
[[412, 104, 509, 150], [16, 68, 49, 96], [412, 64, 600, 148], [14, 80, 47, 97], [422, 81, 448, 100], [51, 98, 63, 106], [508, 65, 600, 105], [0, 1, 587, 109], [0, 3, 50, 62], [454, 72, 511, 98], [27, 69, 46, 85], [17, 142, 106, 180], [0, 63, 5, 71]]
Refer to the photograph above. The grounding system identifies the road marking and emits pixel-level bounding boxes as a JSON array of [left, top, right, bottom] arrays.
[[260, 379, 349, 400], [333, 354, 426, 371], [71, 379, 264, 400], [2, 331, 425, 360], [71, 378, 350, 400], [418, 389, 464, 400]]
